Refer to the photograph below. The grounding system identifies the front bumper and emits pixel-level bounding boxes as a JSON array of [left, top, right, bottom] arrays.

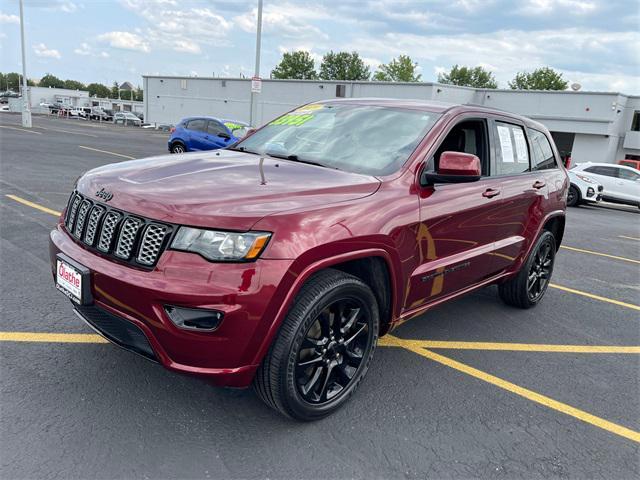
[[50, 224, 294, 387]]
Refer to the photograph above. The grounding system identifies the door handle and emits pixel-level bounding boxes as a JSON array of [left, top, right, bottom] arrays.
[[533, 180, 546, 189], [482, 188, 501, 198]]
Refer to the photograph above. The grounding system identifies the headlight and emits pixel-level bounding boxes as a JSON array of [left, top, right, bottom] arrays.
[[171, 227, 271, 261], [576, 174, 595, 184]]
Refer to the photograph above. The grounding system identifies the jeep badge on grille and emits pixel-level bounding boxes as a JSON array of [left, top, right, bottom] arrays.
[[95, 188, 113, 202]]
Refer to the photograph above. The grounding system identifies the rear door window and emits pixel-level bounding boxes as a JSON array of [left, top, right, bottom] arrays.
[[493, 121, 530, 175], [528, 129, 557, 170], [585, 166, 618, 177]]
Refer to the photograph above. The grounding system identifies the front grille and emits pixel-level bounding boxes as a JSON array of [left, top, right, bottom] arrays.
[[64, 191, 173, 269], [74, 304, 157, 361]]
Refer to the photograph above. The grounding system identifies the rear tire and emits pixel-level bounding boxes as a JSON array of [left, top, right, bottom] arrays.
[[567, 185, 580, 207], [499, 231, 556, 309], [254, 269, 379, 421], [170, 142, 186, 154]]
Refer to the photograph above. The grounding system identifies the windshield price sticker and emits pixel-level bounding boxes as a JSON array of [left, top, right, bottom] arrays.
[[270, 113, 315, 126]]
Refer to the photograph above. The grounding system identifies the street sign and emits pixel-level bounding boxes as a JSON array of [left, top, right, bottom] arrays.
[[251, 76, 262, 94]]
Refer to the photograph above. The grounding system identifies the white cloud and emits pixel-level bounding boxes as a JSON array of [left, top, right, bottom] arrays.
[[173, 40, 201, 54], [33, 43, 61, 59], [519, 0, 598, 15], [74, 42, 91, 55], [119, 0, 232, 54], [0, 12, 19, 24], [234, 3, 330, 40], [97, 31, 150, 53], [74, 42, 111, 58]]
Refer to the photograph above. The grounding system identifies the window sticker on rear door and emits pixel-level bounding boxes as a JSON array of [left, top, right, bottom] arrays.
[[512, 128, 529, 164], [497, 125, 514, 163]]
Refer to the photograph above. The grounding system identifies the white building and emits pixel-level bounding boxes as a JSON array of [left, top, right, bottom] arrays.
[[142, 76, 640, 165], [11, 86, 144, 114]]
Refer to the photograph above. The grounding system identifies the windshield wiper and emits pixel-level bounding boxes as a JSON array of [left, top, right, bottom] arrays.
[[226, 145, 260, 155], [266, 153, 337, 170]]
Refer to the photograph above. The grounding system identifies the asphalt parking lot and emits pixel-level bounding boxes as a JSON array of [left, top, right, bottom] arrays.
[[1, 113, 639, 479]]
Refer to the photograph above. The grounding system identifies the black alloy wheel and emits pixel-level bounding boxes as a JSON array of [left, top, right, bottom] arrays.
[[296, 297, 370, 404], [526, 238, 554, 302], [254, 269, 379, 420], [498, 230, 556, 309]]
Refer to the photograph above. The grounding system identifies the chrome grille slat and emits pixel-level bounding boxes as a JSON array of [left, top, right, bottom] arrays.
[[137, 224, 168, 265], [64, 191, 170, 268], [73, 200, 91, 238], [84, 205, 105, 246], [97, 211, 122, 252], [114, 217, 143, 259], [66, 195, 81, 231]]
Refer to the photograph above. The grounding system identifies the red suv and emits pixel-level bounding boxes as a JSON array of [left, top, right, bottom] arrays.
[[50, 99, 568, 420]]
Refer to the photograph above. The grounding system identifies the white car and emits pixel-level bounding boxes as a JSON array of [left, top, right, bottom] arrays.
[[566, 170, 603, 207], [571, 162, 640, 209]]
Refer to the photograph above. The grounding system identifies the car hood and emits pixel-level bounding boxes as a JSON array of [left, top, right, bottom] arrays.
[[77, 150, 381, 230]]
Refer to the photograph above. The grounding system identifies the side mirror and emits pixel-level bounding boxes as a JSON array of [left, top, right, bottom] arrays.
[[421, 151, 481, 186]]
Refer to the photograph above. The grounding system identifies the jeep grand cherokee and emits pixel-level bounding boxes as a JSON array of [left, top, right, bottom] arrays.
[[50, 99, 568, 420]]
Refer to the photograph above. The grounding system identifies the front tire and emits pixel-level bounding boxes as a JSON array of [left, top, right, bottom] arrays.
[[499, 231, 556, 309], [254, 269, 379, 421]]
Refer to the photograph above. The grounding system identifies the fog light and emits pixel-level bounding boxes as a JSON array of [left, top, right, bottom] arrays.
[[164, 306, 223, 331], [587, 187, 595, 197]]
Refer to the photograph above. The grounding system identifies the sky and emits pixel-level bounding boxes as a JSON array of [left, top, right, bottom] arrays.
[[0, 0, 639, 93]]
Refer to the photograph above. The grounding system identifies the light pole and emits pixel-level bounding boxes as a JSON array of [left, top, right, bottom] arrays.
[[248, 0, 263, 126], [19, 0, 32, 128]]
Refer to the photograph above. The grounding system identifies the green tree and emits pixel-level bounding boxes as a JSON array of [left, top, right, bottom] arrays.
[[437, 65, 498, 88], [87, 82, 111, 98], [27, 78, 36, 86], [134, 87, 143, 102], [373, 55, 421, 82], [4, 72, 22, 91], [39, 73, 65, 88], [509, 67, 568, 91], [110, 81, 120, 99], [319, 51, 370, 81], [63, 79, 86, 90], [271, 51, 317, 80]]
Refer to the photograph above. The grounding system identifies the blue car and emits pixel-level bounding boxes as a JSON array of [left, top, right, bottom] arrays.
[[168, 117, 250, 153]]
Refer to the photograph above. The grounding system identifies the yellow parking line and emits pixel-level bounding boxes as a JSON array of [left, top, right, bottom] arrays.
[[5, 194, 61, 216], [397, 340, 640, 353], [618, 235, 640, 242], [560, 245, 640, 264], [0, 332, 107, 343], [380, 335, 640, 443], [550, 284, 640, 311], [79, 145, 135, 159], [0, 125, 42, 135]]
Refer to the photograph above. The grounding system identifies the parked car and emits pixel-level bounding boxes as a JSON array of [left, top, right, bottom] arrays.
[[0, 105, 9, 112], [566, 170, 603, 207], [133, 111, 144, 122], [51, 99, 567, 420], [113, 112, 142, 127], [89, 108, 113, 121], [571, 162, 640, 208], [168, 117, 250, 153]]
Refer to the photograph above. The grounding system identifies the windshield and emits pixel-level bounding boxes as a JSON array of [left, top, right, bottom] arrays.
[[235, 104, 441, 175]]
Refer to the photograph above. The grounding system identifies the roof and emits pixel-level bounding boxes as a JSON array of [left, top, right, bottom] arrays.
[[316, 97, 457, 113], [179, 116, 248, 125]]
